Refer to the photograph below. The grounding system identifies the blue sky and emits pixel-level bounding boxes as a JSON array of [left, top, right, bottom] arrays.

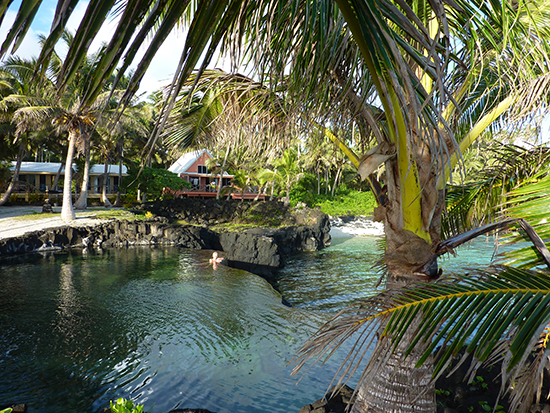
[[1, 0, 232, 97]]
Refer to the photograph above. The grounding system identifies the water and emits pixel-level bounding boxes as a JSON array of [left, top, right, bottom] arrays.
[[0, 220, 499, 413]]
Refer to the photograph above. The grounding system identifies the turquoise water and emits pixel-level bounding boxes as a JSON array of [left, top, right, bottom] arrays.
[[278, 235, 499, 311], [0, 234, 498, 413]]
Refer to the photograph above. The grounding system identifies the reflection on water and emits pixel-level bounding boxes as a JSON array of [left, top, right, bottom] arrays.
[[0, 247, 365, 413], [0, 234, 498, 413]]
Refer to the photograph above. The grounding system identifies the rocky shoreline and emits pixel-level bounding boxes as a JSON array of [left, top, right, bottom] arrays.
[[0, 199, 331, 280]]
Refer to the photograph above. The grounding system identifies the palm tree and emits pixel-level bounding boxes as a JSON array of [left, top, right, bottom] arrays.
[[3, 1, 550, 412], [228, 169, 249, 201], [260, 148, 304, 206], [0, 56, 52, 205], [9, 78, 114, 220], [293, 165, 550, 413]]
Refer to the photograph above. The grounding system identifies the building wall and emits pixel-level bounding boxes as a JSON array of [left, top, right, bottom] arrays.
[[18, 173, 62, 192], [181, 152, 216, 190], [188, 151, 211, 173], [16, 172, 121, 194]]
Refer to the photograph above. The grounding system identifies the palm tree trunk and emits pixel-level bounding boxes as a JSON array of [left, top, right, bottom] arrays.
[[101, 159, 112, 207], [114, 149, 123, 207], [61, 130, 77, 222], [284, 183, 291, 206], [351, 157, 444, 413], [331, 163, 343, 197], [0, 141, 26, 206], [317, 163, 321, 195], [351, 318, 435, 413], [74, 136, 91, 210], [48, 162, 64, 202], [217, 146, 231, 200]]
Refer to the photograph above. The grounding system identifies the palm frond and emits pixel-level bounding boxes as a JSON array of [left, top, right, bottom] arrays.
[[442, 144, 550, 238], [500, 167, 550, 269], [293, 266, 550, 413]]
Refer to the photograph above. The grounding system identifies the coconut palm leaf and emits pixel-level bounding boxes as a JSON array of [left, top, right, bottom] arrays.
[[162, 90, 222, 152], [0, 0, 41, 56], [293, 265, 550, 413], [442, 144, 550, 238], [161, 70, 292, 163], [500, 167, 550, 269]]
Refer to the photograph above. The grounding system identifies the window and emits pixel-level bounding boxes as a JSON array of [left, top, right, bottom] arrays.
[[198, 165, 208, 174]]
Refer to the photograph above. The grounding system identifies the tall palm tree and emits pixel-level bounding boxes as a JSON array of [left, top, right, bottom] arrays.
[[10, 84, 112, 220], [293, 166, 550, 413], [0, 56, 52, 205]]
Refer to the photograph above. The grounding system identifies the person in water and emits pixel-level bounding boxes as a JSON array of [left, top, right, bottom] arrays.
[[209, 251, 224, 268]]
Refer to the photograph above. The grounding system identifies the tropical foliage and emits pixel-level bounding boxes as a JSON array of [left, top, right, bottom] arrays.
[[290, 182, 377, 217], [444, 144, 550, 237], [120, 166, 190, 202], [109, 398, 144, 413], [2, 1, 550, 413]]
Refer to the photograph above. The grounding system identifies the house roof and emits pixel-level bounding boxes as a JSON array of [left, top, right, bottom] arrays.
[[168, 149, 211, 175], [11, 162, 127, 175], [168, 149, 232, 177], [11, 162, 70, 174], [89, 164, 128, 175]]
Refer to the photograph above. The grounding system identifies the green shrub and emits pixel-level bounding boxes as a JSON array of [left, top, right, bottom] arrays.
[[122, 193, 138, 209], [110, 398, 144, 413], [290, 179, 377, 216], [121, 167, 190, 201], [27, 193, 45, 204]]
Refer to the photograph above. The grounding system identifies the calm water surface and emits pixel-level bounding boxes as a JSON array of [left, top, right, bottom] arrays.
[[0, 231, 497, 413]]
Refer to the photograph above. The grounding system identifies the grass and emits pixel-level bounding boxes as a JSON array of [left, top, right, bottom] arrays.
[[85, 209, 139, 220], [9, 208, 139, 222], [294, 190, 377, 216], [209, 222, 264, 232]]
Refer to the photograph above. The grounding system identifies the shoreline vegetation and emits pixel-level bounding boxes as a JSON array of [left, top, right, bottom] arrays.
[[290, 186, 377, 217]]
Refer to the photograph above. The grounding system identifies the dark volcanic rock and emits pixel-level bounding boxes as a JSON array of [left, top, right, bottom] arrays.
[[298, 385, 356, 413], [0, 200, 330, 279]]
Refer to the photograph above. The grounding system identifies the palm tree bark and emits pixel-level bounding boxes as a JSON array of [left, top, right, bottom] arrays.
[[331, 163, 343, 197], [74, 136, 91, 210], [217, 146, 231, 200], [0, 141, 26, 206], [351, 318, 435, 413], [351, 154, 444, 413], [114, 149, 123, 207], [101, 159, 112, 207], [61, 130, 77, 222], [48, 162, 64, 202]]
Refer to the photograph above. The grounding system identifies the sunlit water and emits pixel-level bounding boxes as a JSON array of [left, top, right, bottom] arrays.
[[0, 220, 499, 413]]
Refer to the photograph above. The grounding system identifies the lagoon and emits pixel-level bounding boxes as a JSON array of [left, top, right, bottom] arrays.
[[0, 224, 497, 412]]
